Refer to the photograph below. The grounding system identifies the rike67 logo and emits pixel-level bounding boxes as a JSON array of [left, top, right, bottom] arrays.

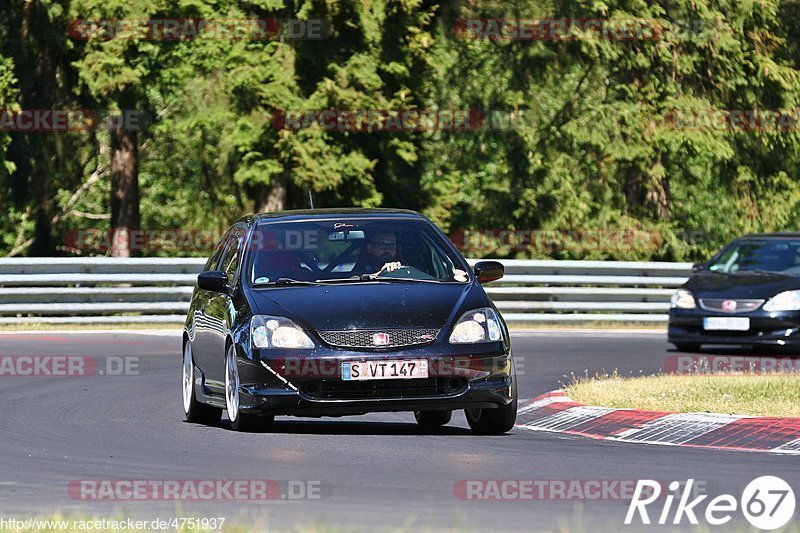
[[626, 476, 796, 530]]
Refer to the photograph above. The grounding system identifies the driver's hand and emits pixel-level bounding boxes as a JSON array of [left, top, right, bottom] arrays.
[[381, 261, 402, 272]]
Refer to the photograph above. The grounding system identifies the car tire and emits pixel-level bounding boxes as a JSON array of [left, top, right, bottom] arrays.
[[465, 359, 517, 435], [182, 342, 222, 425], [414, 410, 452, 427], [225, 343, 273, 432], [673, 343, 701, 352]]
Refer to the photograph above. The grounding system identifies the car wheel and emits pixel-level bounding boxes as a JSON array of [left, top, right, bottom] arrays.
[[465, 359, 517, 435], [413, 410, 452, 427], [225, 344, 270, 432], [673, 343, 701, 352], [182, 342, 221, 425]]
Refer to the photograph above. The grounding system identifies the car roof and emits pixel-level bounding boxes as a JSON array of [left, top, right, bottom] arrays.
[[737, 232, 800, 240], [251, 208, 424, 223]]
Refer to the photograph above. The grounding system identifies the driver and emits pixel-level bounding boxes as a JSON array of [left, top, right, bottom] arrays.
[[357, 230, 402, 274]]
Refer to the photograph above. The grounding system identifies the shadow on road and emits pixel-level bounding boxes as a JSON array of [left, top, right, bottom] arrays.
[[207, 419, 487, 436]]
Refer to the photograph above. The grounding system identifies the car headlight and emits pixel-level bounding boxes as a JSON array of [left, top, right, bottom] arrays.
[[670, 289, 696, 309], [763, 290, 800, 312], [251, 315, 314, 349], [449, 308, 503, 344]]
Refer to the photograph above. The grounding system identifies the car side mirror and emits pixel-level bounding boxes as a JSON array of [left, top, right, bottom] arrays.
[[474, 261, 504, 284], [198, 271, 229, 293], [692, 263, 704, 272]]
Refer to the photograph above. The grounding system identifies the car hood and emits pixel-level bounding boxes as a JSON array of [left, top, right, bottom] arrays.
[[248, 282, 486, 331], [685, 271, 800, 298]]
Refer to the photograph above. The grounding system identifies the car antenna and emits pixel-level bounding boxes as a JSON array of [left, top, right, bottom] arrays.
[[308, 190, 315, 209]]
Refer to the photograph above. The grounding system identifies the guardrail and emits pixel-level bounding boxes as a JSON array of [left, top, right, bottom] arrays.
[[0, 258, 691, 324]]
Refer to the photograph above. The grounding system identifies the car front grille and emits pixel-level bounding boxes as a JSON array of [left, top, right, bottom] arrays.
[[317, 329, 440, 349], [698, 298, 765, 313], [300, 377, 468, 400]]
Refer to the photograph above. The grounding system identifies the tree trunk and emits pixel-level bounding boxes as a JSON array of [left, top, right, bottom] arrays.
[[109, 126, 140, 257], [255, 173, 287, 213]]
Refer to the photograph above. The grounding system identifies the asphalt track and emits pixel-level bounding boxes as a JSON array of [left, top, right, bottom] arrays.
[[0, 330, 798, 532]]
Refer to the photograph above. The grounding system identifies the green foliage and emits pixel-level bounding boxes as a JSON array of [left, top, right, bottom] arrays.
[[1, 0, 799, 259]]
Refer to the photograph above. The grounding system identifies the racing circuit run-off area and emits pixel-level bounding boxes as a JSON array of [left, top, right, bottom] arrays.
[[2, 1, 800, 532], [0, 330, 798, 531]]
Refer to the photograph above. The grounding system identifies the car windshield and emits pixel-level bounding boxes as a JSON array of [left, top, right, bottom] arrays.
[[248, 218, 470, 284], [707, 239, 800, 275]]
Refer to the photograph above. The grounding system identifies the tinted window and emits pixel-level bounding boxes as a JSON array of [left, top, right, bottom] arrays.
[[249, 219, 469, 284], [708, 239, 800, 274], [204, 229, 231, 271], [219, 229, 243, 281]]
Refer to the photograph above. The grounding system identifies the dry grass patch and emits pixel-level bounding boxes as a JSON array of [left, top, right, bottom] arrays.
[[566, 373, 800, 417]]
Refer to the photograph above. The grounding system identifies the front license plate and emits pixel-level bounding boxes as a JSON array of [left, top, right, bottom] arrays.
[[341, 360, 428, 381], [703, 317, 750, 331]]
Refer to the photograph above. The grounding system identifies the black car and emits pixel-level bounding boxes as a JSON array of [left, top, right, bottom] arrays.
[[182, 208, 517, 433], [668, 233, 800, 351]]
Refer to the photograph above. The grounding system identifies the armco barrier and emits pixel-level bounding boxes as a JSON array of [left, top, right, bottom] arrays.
[[0, 258, 691, 324]]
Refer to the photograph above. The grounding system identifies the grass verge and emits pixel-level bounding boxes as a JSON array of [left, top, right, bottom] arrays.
[[566, 372, 800, 417]]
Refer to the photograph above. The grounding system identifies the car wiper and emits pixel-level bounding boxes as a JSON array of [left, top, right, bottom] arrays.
[[366, 276, 440, 283], [276, 278, 321, 285], [314, 276, 442, 284], [314, 277, 368, 284], [253, 278, 320, 286]]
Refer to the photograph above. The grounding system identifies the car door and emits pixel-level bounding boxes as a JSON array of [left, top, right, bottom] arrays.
[[192, 229, 233, 386], [200, 226, 245, 385]]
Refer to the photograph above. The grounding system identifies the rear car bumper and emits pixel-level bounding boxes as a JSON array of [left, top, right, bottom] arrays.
[[668, 310, 800, 347]]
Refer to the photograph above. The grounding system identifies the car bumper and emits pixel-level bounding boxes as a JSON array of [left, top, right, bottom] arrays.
[[201, 343, 514, 417], [238, 379, 511, 416], [668, 310, 800, 347]]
